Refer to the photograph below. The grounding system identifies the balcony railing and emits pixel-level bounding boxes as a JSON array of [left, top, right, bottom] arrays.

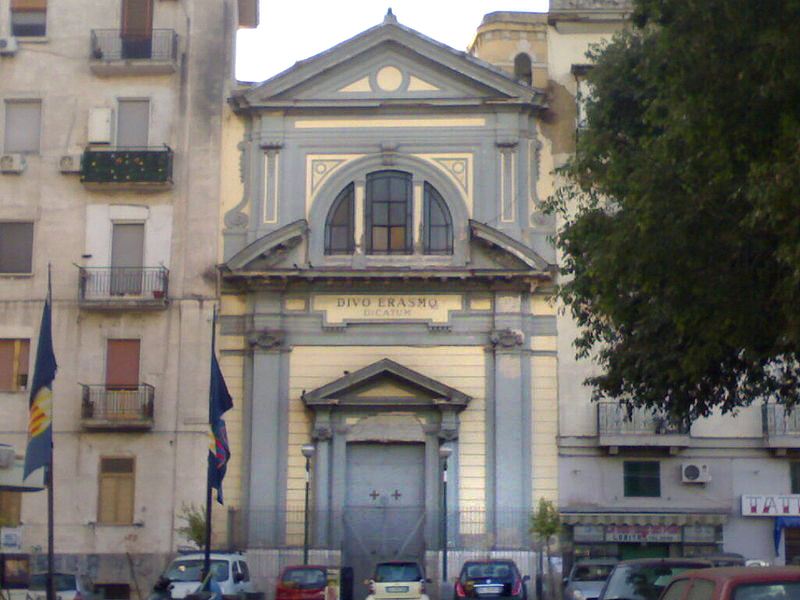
[[81, 146, 173, 189], [762, 404, 800, 450], [597, 402, 690, 452], [81, 384, 155, 430], [79, 267, 169, 310], [90, 29, 179, 75]]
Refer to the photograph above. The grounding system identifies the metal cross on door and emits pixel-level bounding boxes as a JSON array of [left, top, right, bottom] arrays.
[[344, 443, 426, 600]]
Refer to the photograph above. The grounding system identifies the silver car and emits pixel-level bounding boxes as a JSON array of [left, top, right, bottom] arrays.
[[28, 572, 99, 600], [563, 559, 617, 600]]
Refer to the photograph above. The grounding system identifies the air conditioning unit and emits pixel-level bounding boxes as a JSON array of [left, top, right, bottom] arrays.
[[0, 153, 25, 174], [0, 37, 18, 56], [59, 154, 83, 173], [681, 462, 711, 483]]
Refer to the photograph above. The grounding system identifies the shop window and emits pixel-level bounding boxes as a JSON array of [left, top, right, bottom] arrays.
[[97, 457, 135, 524], [10, 0, 46, 37], [0, 339, 29, 391], [623, 461, 660, 497], [0, 222, 34, 274], [324, 183, 354, 254], [0, 490, 21, 526], [4, 101, 41, 154], [366, 170, 412, 254]]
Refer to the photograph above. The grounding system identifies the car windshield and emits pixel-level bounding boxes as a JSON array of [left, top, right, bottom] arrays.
[[462, 563, 515, 583], [374, 563, 422, 582], [282, 568, 327, 589], [732, 582, 800, 600], [164, 560, 229, 582], [29, 574, 77, 592], [602, 564, 700, 600], [572, 565, 615, 582]]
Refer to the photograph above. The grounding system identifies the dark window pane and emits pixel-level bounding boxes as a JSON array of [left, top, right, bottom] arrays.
[[325, 184, 354, 254], [792, 463, 800, 494], [366, 170, 411, 254], [389, 202, 406, 223], [624, 461, 660, 497], [373, 202, 388, 224], [372, 228, 388, 251], [11, 11, 46, 37], [423, 183, 452, 254], [0, 222, 34, 273]]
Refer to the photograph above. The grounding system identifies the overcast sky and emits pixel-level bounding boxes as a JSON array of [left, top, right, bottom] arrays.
[[235, 0, 550, 82]]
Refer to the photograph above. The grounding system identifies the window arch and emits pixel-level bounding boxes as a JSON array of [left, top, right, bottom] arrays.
[[365, 170, 412, 255], [423, 183, 452, 254], [514, 53, 532, 86], [324, 183, 354, 254]]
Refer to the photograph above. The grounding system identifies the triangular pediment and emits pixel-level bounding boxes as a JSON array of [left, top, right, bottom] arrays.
[[302, 358, 471, 408], [232, 14, 544, 110]]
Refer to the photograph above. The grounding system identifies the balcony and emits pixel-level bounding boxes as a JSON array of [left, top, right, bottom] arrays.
[[79, 267, 169, 310], [81, 384, 154, 431], [80, 146, 173, 191], [762, 404, 800, 452], [89, 29, 179, 76], [597, 402, 691, 453]]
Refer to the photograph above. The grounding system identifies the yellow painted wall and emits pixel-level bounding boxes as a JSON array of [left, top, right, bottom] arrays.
[[532, 352, 559, 504]]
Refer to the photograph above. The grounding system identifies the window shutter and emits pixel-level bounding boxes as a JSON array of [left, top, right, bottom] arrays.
[[0, 341, 14, 390], [121, 0, 153, 40], [4, 101, 41, 154], [0, 222, 34, 274], [106, 340, 140, 388], [10, 0, 46, 11]]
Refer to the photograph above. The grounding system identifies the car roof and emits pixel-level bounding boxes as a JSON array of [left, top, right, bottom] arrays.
[[462, 560, 516, 565], [281, 565, 328, 572], [614, 558, 713, 567], [573, 559, 619, 566], [172, 553, 242, 561], [673, 566, 800, 583]]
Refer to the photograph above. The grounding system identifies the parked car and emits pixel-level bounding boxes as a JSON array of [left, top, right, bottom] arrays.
[[276, 566, 353, 600], [597, 558, 714, 600], [365, 562, 429, 600], [454, 560, 529, 600], [28, 572, 100, 600], [155, 552, 254, 600], [563, 559, 618, 600], [701, 554, 746, 568], [657, 566, 800, 600]]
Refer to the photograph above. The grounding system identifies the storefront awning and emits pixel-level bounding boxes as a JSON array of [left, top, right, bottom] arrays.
[[562, 512, 728, 526]]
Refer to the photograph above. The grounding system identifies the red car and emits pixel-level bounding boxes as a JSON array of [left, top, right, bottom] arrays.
[[275, 566, 329, 600], [658, 566, 800, 600]]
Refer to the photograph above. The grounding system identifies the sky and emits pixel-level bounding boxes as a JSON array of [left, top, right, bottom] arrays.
[[235, 0, 550, 82]]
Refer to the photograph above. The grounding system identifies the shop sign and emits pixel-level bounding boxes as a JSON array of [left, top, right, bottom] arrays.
[[741, 494, 800, 516], [313, 294, 462, 324], [573, 525, 605, 542], [605, 524, 682, 543], [682, 525, 717, 543]]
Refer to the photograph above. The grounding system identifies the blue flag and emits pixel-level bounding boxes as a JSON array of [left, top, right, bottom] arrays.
[[208, 347, 232, 504], [24, 296, 57, 480]]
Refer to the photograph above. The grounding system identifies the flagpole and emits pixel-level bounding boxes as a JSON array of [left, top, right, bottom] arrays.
[[46, 266, 55, 600], [203, 308, 217, 588]]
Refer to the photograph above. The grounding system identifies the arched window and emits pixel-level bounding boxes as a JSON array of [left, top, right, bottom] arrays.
[[514, 53, 532, 86], [324, 183, 354, 254], [365, 170, 412, 254], [423, 182, 452, 254]]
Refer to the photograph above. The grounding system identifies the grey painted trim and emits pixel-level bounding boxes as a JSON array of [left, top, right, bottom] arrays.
[[302, 357, 471, 406], [231, 20, 545, 110], [225, 219, 308, 270], [470, 220, 552, 271]]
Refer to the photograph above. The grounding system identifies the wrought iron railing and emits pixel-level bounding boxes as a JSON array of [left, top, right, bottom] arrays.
[[81, 384, 155, 422], [90, 29, 178, 62], [79, 267, 169, 301], [597, 402, 689, 435], [762, 404, 800, 436], [81, 146, 173, 185]]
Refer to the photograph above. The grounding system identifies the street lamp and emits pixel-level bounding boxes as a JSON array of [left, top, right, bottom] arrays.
[[439, 445, 452, 582], [301, 443, 315, 565]]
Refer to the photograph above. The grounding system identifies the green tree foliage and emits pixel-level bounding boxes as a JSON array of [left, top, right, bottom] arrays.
[[176, 503, 207, 548], [529, 497, 561, 544], [547, 0, 800, 424]]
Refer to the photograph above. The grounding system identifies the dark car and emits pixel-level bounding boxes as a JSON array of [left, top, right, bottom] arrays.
[[598, 558, 713, 600], [563, 558, 618, 600], [455, 560, 529, 600], [657, 566, 800, 600]]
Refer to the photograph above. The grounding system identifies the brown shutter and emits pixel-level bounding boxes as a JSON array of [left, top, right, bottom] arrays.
[[10, 0, 46, 11], [106, 340, 140, 389], [98, 458, 134, 524], [0, 341, 14, 390], [121, 0, 153, 40]]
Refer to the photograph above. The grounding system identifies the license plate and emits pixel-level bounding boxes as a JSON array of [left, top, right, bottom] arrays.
[[475, 585, 504, 596], [386, 587, 409, 593]]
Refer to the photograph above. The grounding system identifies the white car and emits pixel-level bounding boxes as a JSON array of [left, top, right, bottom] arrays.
[[27, 572, 100, 600], [158, 552, 255, 600]]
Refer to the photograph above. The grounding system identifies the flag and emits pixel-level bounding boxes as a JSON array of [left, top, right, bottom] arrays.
[[208, 344, 232, 504], [24, 295, 57, 480]]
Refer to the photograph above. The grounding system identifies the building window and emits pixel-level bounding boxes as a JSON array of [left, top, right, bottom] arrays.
[[324, 183, 354, 254], [10, 0, 46, 37], [513, 53, 532, 86], [4, 101, 41, 154], [624, 461, 660, 497], [0, 339, 29, 391], [0, 490, 21, 526], [106, 339, 140, 390], [116, 100, 150, 148], [423, 182, 453, 254], [791, 462, 800, 494], [120, 0, 154, 59], [366, 170, 412, 254], [98, 457, 135, 524], [0, 222, 34, 274]]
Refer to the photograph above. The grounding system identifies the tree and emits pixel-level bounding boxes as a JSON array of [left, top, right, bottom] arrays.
[[176, 503, 207, 548], [547, 0, 800, 425], [530, 498, 562, 600]]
